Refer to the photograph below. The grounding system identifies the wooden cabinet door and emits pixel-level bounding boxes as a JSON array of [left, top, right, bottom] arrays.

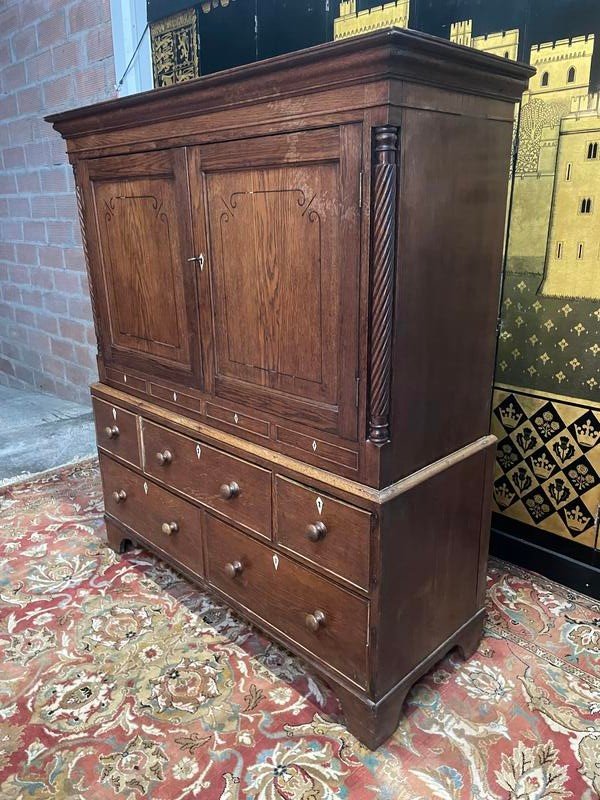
[[189, 126, 362, 439], [82, 150, 201, 384]]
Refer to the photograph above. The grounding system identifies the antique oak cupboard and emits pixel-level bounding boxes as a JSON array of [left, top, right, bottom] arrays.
[[48, 29, 532, 748]]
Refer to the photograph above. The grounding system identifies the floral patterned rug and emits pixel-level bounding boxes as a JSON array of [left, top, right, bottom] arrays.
[[0, 460, 598, 800]]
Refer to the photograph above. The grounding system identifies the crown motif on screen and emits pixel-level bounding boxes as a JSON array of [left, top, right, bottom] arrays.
[[531, 453, 554, 480], [494, 483, 515, 508], [574, 419, 599, 449], [564, 504, 590, 533], [499, 402, 523, 429]]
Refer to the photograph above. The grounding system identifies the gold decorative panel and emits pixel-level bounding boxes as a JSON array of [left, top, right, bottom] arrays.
[[150, 9, 199, 88], [492, 386, 599, 549]]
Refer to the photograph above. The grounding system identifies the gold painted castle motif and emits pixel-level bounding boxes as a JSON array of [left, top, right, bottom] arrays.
[[150, 8, 199, 87], [334, 1, 409, 40]]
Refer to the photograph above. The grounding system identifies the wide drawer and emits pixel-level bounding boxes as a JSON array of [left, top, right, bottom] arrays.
[[142, 420, 272, 538], [205, 515, 369, 686], [100, 453, 204, 577], [93, 397, 140, 467], [275, 476, 371, 591]]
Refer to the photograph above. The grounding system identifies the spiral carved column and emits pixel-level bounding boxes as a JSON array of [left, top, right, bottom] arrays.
[[368, 126, 399, 445], [73, 164, 101, 354]]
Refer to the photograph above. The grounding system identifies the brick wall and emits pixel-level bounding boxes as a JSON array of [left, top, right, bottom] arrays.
[[0, 0, 115, 405]]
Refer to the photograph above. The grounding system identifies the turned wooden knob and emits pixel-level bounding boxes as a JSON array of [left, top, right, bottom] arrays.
[[224, 560, 243, 578], [112, 489, 127, 504], [104, 425, 119, 439], [305, 609, 326, 632], [156, 449, 172, 466], [306, 521, 327, 542], [161, 521, 179, 536], [219, 481, 240, 500]]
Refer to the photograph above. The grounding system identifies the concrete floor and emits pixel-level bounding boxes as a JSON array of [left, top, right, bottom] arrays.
[[0, 385, 96, 486]]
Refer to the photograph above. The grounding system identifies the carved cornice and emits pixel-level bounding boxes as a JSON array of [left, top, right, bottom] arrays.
[[368, 126, 399, 445], [73, 165, 101, 354]]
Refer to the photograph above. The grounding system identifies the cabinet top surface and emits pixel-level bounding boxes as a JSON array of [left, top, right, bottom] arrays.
[[47, 27, 533, 138]]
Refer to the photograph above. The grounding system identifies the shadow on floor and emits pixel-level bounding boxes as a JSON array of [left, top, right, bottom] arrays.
[[0, 385, 96, 486]]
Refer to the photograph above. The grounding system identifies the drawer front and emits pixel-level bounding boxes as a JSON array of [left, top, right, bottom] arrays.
[[93, 397, 140, 467], [206, 515, 369, 686], [100, 453, 203, 577], [142, 420, 272, 538], [275, 477, 371, 591]]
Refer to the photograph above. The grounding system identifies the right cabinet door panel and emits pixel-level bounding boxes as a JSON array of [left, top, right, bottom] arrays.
[[190, 126, 362, 440]]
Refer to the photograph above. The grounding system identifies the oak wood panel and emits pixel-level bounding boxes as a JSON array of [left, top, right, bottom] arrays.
[[191, 125, 361, 440], [93, 397, 140, 467], [206, 403, 270, 439], [142, 419, 272, 538], [81, 150, 201, 384], [205, 514, 369, 686], [100, 453, 204, 577], [275, 476, 372, 591]]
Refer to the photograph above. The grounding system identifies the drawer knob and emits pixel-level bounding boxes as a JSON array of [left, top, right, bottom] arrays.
[[224, 560, 243, 579], [156, 449, 172, 466], [219, 481, 240, 500], [104, 425, 120, 439], [305, 609, 326, 632], [306, 521, 327, 542], [161, 521, 179, 536], [112, 489, 127, 504]]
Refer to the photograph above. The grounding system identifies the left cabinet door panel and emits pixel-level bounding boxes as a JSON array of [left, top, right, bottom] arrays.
[[80, 150, 201, 385]]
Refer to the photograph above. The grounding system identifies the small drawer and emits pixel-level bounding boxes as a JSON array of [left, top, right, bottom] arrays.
[[100, 453, 203, 577], [142, 420, 272, 538], [206, 403, 270, 439], [93, 397, 140, 467], [105, 367, 146, 393], [149, 383, 202, 413], [205, 516, 368, 686], [276, 426, 358, 470], [275, 476, 371, 591]]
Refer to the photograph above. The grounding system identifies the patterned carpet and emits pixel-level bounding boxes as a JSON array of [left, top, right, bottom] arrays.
[[0, 461, 598, 800]]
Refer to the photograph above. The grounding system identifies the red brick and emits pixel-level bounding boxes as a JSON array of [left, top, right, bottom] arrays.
[[15, 307, 35, 327], [8, 197, 30, 218], [20, 287, 43, 308], [42, 354, 66, 380], [17, 85, 43, 114], [85, 26, 113, 62], [36, 313, 59, 335], [1, 61, 26, 92], [75, 63, 109, 100], [25, 140, 51, 168], [0, 242, 16, 261], [43, 74, 74, 107], [3, 146, 25, 169], [23, 221, 46, 242], [31, 195, 56, 219], [40, 166, 68, 193], [29, 265, 55, 289], [54, 270, 80, 295], [49, 136, 67, 165], [59, 317, 86, 341], [9, 264, 29, 284], [37, 12, 67, 49], [47, 220, 74, 245], [8, 117, 34, 145], [0, 173, 18, 194], [16, 172, 40, 193], [0, 6, 20, 38], [25, 50, 53, 83], [15, 243, 38, 265], [52, 40, 83, 73], [2, 220, 22, 241], [51, 337, 73, 360], [55, 194, 77, 217], [69, 2, 105, 34], [64, 246, 84, 270], [0, 94, 17, 120], [12, 26, 38, 60], [38, 245, 65, 268], [68, 296, 93, 321], [28, 329, 52, 354], [65, 361, 89, 386], [2, 284, 20, 303]]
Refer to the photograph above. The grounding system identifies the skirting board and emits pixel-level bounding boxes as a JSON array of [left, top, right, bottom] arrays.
[[490, 515, 599, 600]]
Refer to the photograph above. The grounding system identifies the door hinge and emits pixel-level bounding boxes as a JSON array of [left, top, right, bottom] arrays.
[[355, 376, 360, 407], [187, 253, 205, 271], [358, 171, 363, 208]]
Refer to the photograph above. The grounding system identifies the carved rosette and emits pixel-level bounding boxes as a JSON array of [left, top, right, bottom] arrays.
[[73, 164, 101, 354], [368, 126, 399, 445]]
